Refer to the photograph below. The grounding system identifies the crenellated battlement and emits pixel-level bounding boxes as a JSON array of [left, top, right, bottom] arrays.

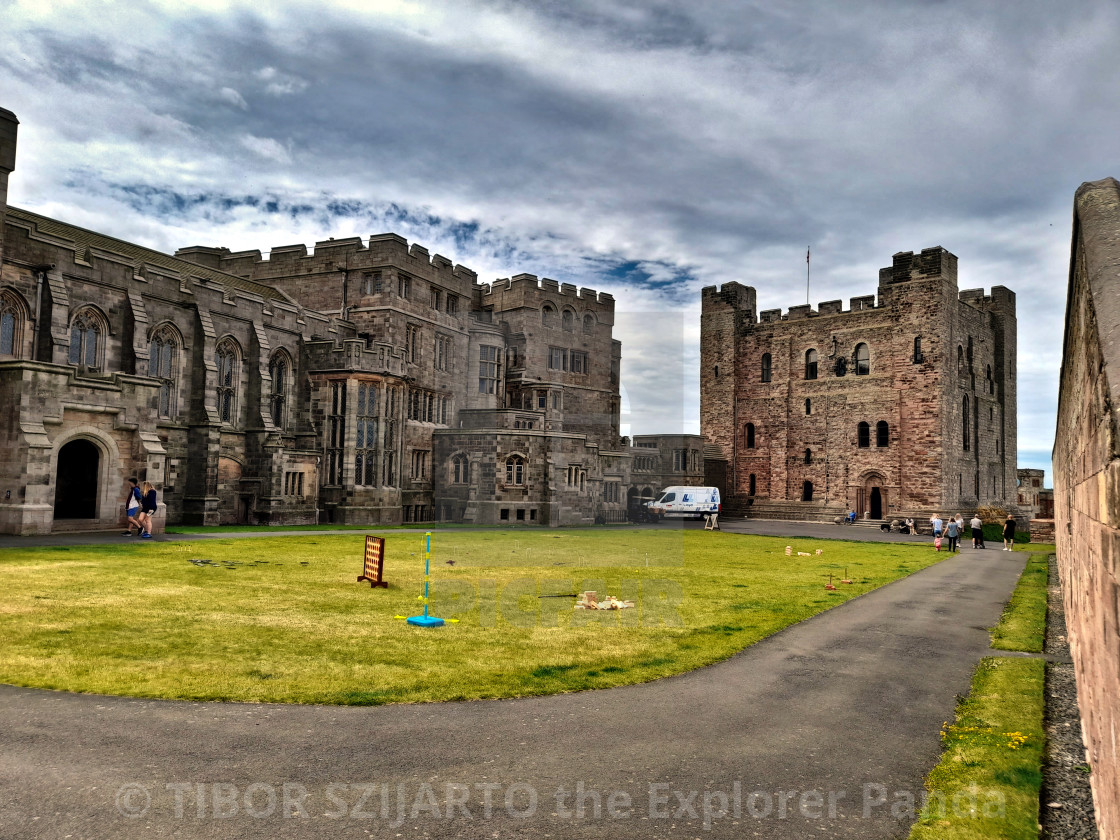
[[879, 245, 958, 285], [178, 232, 480, 288], [479, 273, 615, 307]]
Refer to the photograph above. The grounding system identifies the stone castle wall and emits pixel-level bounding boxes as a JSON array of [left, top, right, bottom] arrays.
[[1054, 176, 1120, 840], [700, 246, 1018, 520]]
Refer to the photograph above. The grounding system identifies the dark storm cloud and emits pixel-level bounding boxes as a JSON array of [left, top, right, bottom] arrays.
[[2, 0, 1118, 456]]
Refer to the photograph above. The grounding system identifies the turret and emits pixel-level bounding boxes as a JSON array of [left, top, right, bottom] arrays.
[[0, 107, 18, 267]]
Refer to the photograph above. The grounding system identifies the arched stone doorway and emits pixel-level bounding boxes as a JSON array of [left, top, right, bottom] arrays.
[[855, 472, 888, 520], [55, 439, 99, 519]]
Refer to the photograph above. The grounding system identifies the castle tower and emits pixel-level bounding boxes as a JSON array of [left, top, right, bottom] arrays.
[[0, 107, 18, 268]]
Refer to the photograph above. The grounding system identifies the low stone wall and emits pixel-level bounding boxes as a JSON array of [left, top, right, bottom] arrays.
[[1029, 518, 1055, 544], [1054, 176, 1120, 840]]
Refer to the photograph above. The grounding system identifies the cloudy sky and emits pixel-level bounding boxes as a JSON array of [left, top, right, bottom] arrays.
[[4, 0, 1118, 483]]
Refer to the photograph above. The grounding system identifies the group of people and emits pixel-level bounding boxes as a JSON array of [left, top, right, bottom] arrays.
[[122, 478, 158, 539], [929, 512, 1016, 553]]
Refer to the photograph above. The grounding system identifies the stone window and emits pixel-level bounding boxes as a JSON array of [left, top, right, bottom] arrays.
[[410, 449, 430, 480], [854, 343, 870, 376], [804, 448, 812, 464], [500, 508, 510, 521], [876, 420, 889, 447], [536, 390, 547, 410], [761, 353, 772, 382], [963, 395, 970, 451], [913, 336, 923, 363], [327, 380, 346, 485], [430, 287, 442, 310], [363, 271, 382, 295], [451, 453, 469, 484], [989, 405, 994, 424], [215, 338, 240, 425], [446, 294, 458, 315], [552, 391, 563, 410], [805, 349, 818, 380], [0, 289, 27, 357], [957, 345, 964, 373], [562, 309, 574, 332], [283, 471, 305, 496], [478, 345, 500, 393], [857, 421, 870, 448], [583, 313, 595, 334], [749, 474, 756, 496], [68, 307, 105, 368], [268, 350, 291, 429], [673, 449, 688, 471], [603, 481, 620, 504], [746, 423, 756, 449], [149, 325, 179, 419], [435, 334, 451, 372], [802, 481, 813, 502], [405, 324, 419, 364], [398, 274, 411, 299], [986, 365, 993, 395], [355, 382, 378, 486], [548, 346, 568, 370], [542, 303, 558, 327], [805, 398, 811, 415], [506, 454, 525, 486]]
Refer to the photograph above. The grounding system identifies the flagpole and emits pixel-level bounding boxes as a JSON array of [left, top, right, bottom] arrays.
[[806, 245, 810, 305]]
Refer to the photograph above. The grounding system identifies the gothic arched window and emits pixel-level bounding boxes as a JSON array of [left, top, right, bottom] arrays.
[[452, 453, 469, 484], [0, 289, 28, 357], [269, 351, 291, 429], [562, 309, 574, 332], [215, 338, 241, 425], [68, 307, 105, 368], [583, 313, 595, 334], [148, 325, 179, 418], [505, 454, 525, 486], [761, 353, 771, 382]]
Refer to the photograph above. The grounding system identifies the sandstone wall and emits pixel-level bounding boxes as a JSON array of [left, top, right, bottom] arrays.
[[1054, 176, 1120, 840]]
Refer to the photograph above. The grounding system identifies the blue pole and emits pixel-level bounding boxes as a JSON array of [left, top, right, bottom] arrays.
[[423, 532, 431, 618]]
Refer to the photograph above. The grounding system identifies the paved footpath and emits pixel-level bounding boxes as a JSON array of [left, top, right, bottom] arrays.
[[0, 545, 1024, 839]]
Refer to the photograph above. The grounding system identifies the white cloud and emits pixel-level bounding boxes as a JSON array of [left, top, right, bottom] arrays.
[[238, 134, 292, 164], [218, 86, 248, 109]]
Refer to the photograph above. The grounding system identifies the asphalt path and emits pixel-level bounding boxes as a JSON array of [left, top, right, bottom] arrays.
[[0, 540, 1025, 839]]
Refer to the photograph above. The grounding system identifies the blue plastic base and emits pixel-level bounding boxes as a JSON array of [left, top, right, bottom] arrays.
[[406, 615, 445, 628]]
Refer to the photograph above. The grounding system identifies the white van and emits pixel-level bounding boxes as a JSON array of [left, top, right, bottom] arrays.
[[647, 486, 721, 520]]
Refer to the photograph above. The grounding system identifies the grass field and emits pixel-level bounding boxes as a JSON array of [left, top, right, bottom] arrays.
[[990, 553, 1049, 653], [908, 657, 1046, 840], [0, 530, 940, 705]]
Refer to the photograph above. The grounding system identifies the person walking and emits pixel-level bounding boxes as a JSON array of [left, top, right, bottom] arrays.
[[931, 514, 943, 543], [138, 481, 158, 539], [945, 515, 961, 553], [1002, 514, 1017, 551], [121, 477, 143, 536], [970, 513, 984, 549]]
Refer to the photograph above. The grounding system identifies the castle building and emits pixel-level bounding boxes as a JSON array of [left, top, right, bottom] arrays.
[[0, 107, 702, 535], [1016, 468, 1054, 520], [700, 246, 1018, 522]]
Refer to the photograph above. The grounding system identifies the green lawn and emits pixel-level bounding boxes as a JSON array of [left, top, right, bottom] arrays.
[[990, 553, 1049, 653], [909, 657, 1046, 840], [0, 530, 940, 705]]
